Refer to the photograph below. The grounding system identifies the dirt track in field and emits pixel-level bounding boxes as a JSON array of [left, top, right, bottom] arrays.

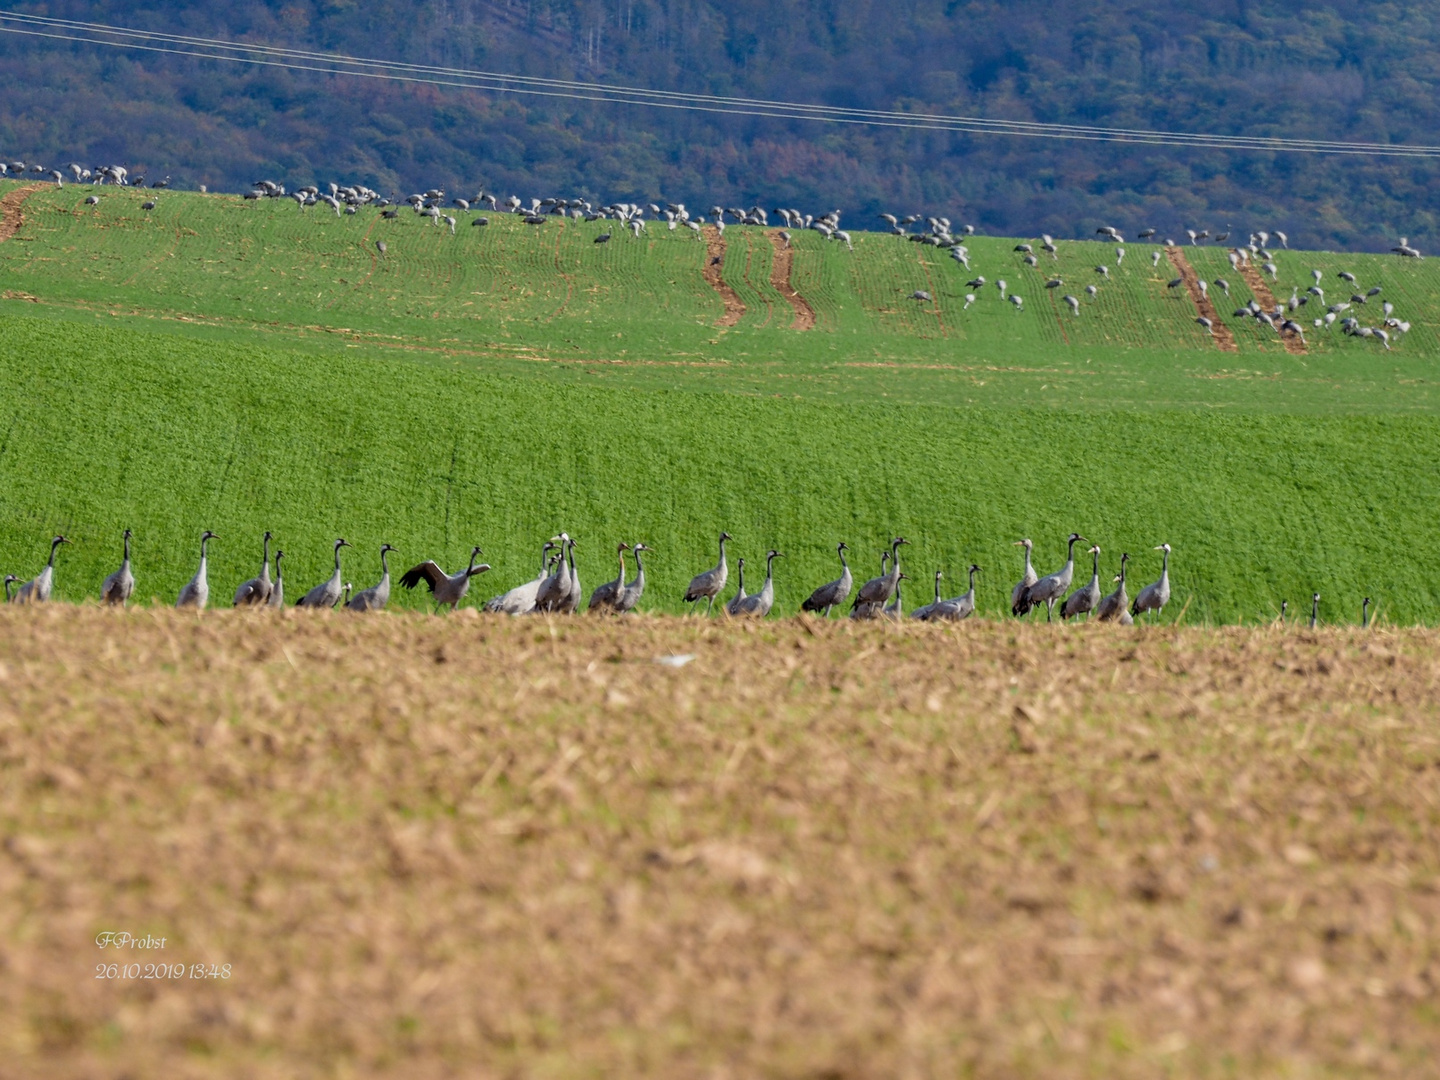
[[1237, 257, 1309, 354], [3, 609, 1439, 1078], [768, 229, 817, 330], [1167, 247, 1238, 352], [700, 225, 745, 327], [0, 184, 44, 244]]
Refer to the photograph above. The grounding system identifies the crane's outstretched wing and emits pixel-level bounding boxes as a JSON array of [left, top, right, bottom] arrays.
[[400, 561, 447, 593]]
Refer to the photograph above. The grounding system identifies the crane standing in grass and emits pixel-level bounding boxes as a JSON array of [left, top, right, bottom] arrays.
[[14, 535, 70, 604], [101, 529, 135, 607], [1131, 544, 1172, 620], [685, 532, 732, 615], [175, 531, 217, 610], [400, 546, 489, 610], [801, 542, 852, 616]]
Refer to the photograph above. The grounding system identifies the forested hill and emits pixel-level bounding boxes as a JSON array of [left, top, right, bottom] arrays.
[[3, 0, 1440, 249]]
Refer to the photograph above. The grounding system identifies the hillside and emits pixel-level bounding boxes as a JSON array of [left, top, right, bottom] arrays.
[[2, 182, 1438, 622], [4, 1, 1440, 249]]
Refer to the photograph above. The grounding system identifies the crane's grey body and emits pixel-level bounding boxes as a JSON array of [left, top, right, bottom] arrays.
[[616, 543, 649, 612], [1018, 533, 1086, 621], [176, 531, 216, 609], [267, 551, 285, 608], [802, 543, 852, 616], [15, 535, 69, 604], [101, 529, 135, 607], [1131, 544, 1172, 619], [882, 574, 907, 620], [400, 546, 489, 609], [297, 539, 351, 608], [1095, 553, 1130, 622], [850, 549, 893, 620], [486, 541, 555, 614], [347, 544, 395, 611], [685, 532, 731, 615], [234, 531, 273, 606], [1011, 539, 1037, 615], [1061, 546, 1102, 620], [588, 543, 630, 612], [734, 551, 784, 618]]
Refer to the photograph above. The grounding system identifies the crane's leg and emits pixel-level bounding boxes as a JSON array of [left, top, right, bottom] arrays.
[[1046, 600, 1053, 623], [825, 605, 832, 618], [706, 595, 715, 616]]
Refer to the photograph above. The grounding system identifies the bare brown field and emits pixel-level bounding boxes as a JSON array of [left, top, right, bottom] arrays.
[[1, 609, 1438, 1079]]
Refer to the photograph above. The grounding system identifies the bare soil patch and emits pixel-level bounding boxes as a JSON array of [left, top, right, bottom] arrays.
[[0, 184, 45, 243], [1167, 247, 1238, 353], [1237, 257, 1309, 355], [2, 610, 1438, 1078], [700, 225, 745, 327], [767, 229, 817, 330]]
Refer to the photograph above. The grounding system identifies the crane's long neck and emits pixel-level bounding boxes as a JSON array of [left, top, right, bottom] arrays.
[[1023, 546, 1033, 576], [717, 535, 728, 570], [468, 548, 481, 575], [632, 548, 645, 582], [540, 543, 553, 573], [735, 561, 745, 594], [838, 546, 849, 570], [616, 547, 626, 582], [890, 539, 903, 575], [199, 535, 210, 562], [933, 572, 942, 604], [121, 533, 131, 566], [261, 534, 270, 572], [380, 548, 390, 577], [566, 540, 576, 572], [333, 544, 344, 574], [764, 553, 777, 587], [1091, 549, 1100, 579], [1064, 537, 1078, 570], [968, 567, 979, 592], [274, 553, 283, 581], [48, 539, 61, 568], [1160, 548, 1170, 581]]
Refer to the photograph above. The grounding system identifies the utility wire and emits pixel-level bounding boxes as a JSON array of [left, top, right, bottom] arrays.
[[3, 10, 1439, 157]]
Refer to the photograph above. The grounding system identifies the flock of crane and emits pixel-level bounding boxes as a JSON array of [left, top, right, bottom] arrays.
[[3, 528, 1178, 625]]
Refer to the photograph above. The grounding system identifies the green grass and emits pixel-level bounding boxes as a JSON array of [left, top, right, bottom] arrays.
[[1, 313, 1436, 623], [3, 180, 1438, 623]]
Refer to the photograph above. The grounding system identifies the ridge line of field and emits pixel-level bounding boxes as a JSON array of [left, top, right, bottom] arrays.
[[767, 229, 816, 330], [1166, 247, 1238, 353], [701, 225, 744, 327]]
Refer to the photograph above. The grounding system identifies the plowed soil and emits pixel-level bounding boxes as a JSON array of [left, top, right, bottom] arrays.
[[1237, 257, 1309, 354], [767, 229, 816, 330], [3, 609, 1438, 1078], [0, 184, 43, 243], [701, 225, 745, 327], [1167, 247, 1238, 352]]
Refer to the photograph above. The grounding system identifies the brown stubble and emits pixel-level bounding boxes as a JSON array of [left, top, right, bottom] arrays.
[[1, 608, 1438, 1078]]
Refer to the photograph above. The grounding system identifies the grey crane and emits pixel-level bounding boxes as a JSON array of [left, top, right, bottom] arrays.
[[882, 573, 908, 620], [908, 290, 932, 302], [616, 542, 650, 613], [485, 540, 557, 615], [233, 531, 273, 606], [376, 240, 387, 258], [400, 546, 489, 610], [297, 538, 351, 608], [724, 558, 749, 616], [534, 533, 573, 612], [347, 543, 396, 611], [1060, 545, 1102, 620], [3, 575, 16, 603], [587, 542, 630, 612], [852, 537, 908, 612], [1011, 538, 1038, 616], [911, 569, 945, 621], [268, 550, 285, 607], [1094, 553, 1130, 622], [175, 531, 217, 609], [801, 542, 852, 616], [1017, 533, 1086, 621], [734, 550, 784, 618], [1131, 543, 1172, 620], [850, 550, 889, 620], [684, 531, 732, 615], [1309, 592, 1320, 629], [101, 528, 135, 607], [15, 535, 70, 604], [562, 537, 583, 614], [934, 564, 980, 622], [594, 232, 612, 244]]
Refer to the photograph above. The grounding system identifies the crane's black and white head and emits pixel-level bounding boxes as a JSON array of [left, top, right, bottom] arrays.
[[262, 530, 272, 543], [632, 542, 651, 554], [122, 528, 132, 541], [720, 531, 732, 542], [380, 543, 396, 555], [335, 538, 350, 550], [1069, 532, 1086, 544], [837, 541, 848, 553], [970, 564, 982, 575], [1155, 543, 1171, 554], [768, 550, 785, 561], [52, 535, 71, 549], [1013, 538, 1032, 550]]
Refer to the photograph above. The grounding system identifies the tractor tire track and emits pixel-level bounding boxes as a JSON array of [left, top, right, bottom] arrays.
[[1236, 258, 1308, 355], [701, 225, 745, 327], [741, 231, 774, 328], [1166, 247, 1238, 353], [767, 230, 816, 330], [0, 184, 45, 243]]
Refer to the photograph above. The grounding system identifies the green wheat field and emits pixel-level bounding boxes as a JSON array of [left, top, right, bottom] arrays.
[[2, 181, 1437, 622]]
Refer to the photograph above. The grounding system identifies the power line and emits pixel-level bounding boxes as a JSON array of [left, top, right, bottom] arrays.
[[3, 11, 1439, 157]]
